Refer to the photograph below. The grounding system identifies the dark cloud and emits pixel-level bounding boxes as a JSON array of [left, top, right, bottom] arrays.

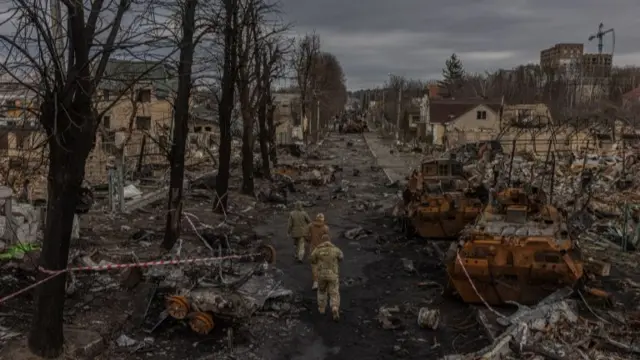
[[279, 0, 640, 89]]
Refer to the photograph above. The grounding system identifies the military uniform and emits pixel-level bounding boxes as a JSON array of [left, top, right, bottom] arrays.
[[310, 238, 343, 321], [307, 214, 330, 290], [288, 202, 311, 262]]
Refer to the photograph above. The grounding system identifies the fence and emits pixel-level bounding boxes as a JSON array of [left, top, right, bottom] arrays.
[[0, 129, 218, 205]]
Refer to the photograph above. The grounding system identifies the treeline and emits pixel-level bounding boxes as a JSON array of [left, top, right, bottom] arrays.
[[354, 53, 640, 124]]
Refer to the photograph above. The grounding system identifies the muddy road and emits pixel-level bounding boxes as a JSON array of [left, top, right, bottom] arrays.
[[254, 131, 488, 360]]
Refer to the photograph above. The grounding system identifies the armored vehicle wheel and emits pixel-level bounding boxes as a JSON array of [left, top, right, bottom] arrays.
[[189, 312, 215, 334], [166, 295, 190, 319], [403, 219, 416, 238], [443, 278, 457, 298], [259, 244, 277, 264]]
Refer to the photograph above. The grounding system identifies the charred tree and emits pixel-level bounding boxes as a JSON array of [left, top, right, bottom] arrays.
[[261, 41, 286, 170], [258, 62, 271, 177], [237, 1, 259, 196], [29, 112, 94, 358], [215, 0, 239, 212], [15, 0, 136, 356], [163, 0, 198, 250], [293, 33, 320, 144], [267, 99, 277, 166], [237, 0, 287, 193], [240, 109, 256, 194]]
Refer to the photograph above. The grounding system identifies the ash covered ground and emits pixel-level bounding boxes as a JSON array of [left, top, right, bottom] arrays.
[[0, 131, 485, 360], [2, 127, 640, 360]]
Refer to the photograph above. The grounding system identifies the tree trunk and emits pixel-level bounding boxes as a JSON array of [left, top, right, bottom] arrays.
[[28, 138, 86, 358], [258, 102, 270, 178], [216, 118, 232, 212], [215, 0, 238, 213], [300, 95, 307, 145], [267, 105, 277, 166], [162, 0, 197, 250], [240, 120, 254, 195]]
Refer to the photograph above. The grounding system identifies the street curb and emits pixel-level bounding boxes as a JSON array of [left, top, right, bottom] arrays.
[[362, 132, 394, 184]]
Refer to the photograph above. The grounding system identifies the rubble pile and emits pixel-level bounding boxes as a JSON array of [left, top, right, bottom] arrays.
[[459, 151, 640, 250], [275, 163, 337, 186], [443, 289, 640, 360]]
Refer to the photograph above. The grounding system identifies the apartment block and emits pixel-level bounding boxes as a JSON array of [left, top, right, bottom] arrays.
[[540, 43, 584, 72]]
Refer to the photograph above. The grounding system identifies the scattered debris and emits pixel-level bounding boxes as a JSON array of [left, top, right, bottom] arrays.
[[344, 226, 369, 240], [377, 305, 402, 330], [417, 308, 439, 330]]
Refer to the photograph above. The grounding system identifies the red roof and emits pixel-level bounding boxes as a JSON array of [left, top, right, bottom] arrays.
[[623, 86, 640, 100], [429, 98, 502, 124]]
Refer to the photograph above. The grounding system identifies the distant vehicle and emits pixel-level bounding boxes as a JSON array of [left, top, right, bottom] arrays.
[[399, 158, 486, 239]]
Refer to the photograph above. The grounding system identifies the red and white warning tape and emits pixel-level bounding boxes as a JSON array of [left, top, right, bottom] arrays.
[[38, 253, 261, 274], [0, 252, 261, 305]]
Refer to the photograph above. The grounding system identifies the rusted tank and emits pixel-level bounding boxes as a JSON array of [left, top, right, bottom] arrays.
[[343, 119, 368, 133], [445, 187, 584, 305], [401, 158, 486, 239]]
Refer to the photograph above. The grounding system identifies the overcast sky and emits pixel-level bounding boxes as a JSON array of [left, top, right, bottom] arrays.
[[280, 0, 640, 90]]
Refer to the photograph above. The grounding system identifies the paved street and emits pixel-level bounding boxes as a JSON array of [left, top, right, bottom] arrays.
[[253, 132, 487, 360], [363, 131, 424, 183]]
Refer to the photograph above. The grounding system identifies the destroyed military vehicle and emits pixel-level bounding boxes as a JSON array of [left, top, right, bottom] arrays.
[[342, 118, 368, 133], [445, 187, 585, 305], [400, 158, 486, 239], [165, 245, 279, 334]]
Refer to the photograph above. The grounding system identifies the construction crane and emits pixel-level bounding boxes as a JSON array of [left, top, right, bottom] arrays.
[[588, 23, 615, 54]]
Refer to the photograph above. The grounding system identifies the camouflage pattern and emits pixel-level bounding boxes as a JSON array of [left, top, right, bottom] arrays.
[[308, 216, 329, 281], [310, 241, 343, 318], [288, 202, 311, 261], [293, 237, 305, 261], [317, 278, 340, 318]]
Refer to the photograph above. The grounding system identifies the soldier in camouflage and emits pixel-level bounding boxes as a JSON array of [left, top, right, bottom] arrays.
[[310, 234, 343, 321], [288, 201, 311, 262], [307, 213, 330, 290]]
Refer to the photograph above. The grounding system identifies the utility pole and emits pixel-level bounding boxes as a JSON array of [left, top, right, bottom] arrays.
[[395, 85, 402, 141], [381, 90, 386, 131], [300, 100, 305, 144], [316, 98, 320, 143]]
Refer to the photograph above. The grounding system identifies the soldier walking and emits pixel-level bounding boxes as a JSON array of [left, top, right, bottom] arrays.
[[288, 201, 311, 262], [307, 213, 330, 290], [310, 234, 343, 321]]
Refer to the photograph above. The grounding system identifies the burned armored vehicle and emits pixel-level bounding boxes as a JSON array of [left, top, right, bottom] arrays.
[[445, 187, 585, 305], [165, 245, 280, 334], [400, 158, 487, 239]]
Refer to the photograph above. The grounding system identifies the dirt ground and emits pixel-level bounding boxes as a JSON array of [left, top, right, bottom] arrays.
[[1, 131, 488, 360]]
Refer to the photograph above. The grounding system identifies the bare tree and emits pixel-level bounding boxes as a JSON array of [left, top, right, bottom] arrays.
[[236, 0, 260, 195], [312, 52, 347, 134], [0, 0, 170, 356], [162, 0, 199, 249], [292, 32, 320, 143], [257, 39, 286, 178], [213, 0, 240, 213], [381, 74, 423, 138]]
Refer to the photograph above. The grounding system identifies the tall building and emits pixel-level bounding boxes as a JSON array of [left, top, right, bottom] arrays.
[[540, 43, 584, 74], [540, 43, 612, 78], [581, 53, 612, 77]]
